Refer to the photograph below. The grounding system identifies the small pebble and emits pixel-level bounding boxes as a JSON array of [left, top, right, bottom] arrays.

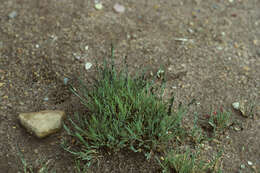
[[243, 66, 250, 71], [113, 3, 125, 13], [35, 44, 39, 48], [212, 4, 218, 9], [187, 28, 194, 33], [43, 97, 49, 101], [234, 126, 241, 131], [8, 11, 17, 19], [168, 66, 173, 71], [50, 35, 58, 41], [63, 78, 69, 85], [217, 46, 223, 50], [85, 45, 89, 51], [85, 62, 92, 70], [34, 149, 38, 154], [240, 164, 245, 169], [229, 0, 234, 3], [234, 42, 239, 48], [231, 13, 237, 17], [95, 3, 103, 10], [247, 161, 253, 166], [253, 40, 258, 45], [73, 53, 81, 60], [232, 102, 240, 110]]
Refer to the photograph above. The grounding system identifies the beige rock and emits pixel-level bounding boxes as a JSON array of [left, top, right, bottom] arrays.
[[19, 110, 65, 138]]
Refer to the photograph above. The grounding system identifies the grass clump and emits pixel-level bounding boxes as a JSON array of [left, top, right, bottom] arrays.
[[17, 147, 55, 173], [208, 109, 232, 134], [189, 114, 208, 144], [157, 149, 223, 173], [63, 46, 186, 164]]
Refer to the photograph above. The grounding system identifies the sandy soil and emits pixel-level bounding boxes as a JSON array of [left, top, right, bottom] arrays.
[[0, 0, 259, 172]]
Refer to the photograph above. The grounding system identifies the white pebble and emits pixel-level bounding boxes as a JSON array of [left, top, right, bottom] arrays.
[[73, 53, 81, 60], [217, 46, 223, 50], [113, 3, 125, 13], [247, 161, 253, 166], [8, 11, 17, 19], [50, 35, 58, 41], [187, 28, 194, 33], [95, 3, 103, 10], [232, 102, 240, 110], [85, 62, 92, 70], [63, 78, 69, 85]]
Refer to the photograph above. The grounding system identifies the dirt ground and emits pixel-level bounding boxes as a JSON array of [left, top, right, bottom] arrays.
[[0, 0, 259, 172]]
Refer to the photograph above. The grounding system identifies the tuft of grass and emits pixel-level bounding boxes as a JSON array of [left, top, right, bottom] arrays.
[[62, 45, 187, 165], [241, 100, 257, 119], [207, 108, 232, 134], [17, 147, 56, 173], [74, 160, 90, 173], [189, 113, 208, 144], [157, 149, 223, 173], [17, 147, 33, 173]]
